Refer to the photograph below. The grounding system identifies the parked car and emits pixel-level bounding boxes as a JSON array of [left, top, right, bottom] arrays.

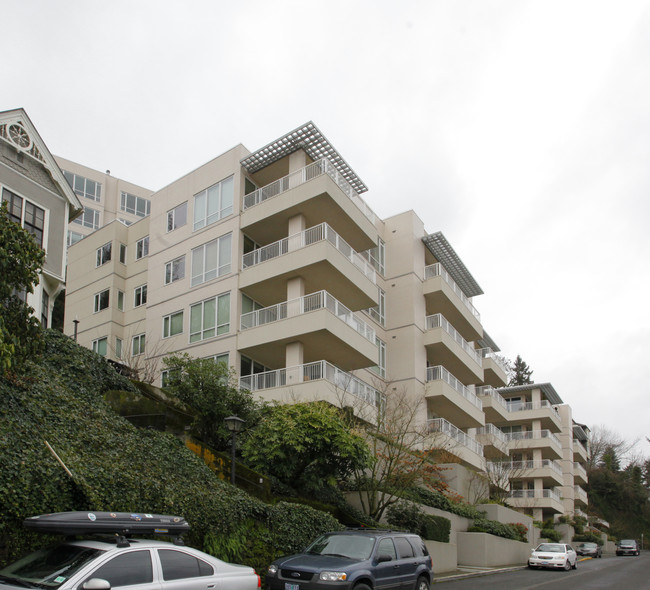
[[616, 539, 640, 556], [528, 543, 578, 570], [0, 511, 261, 590], [575, 542, 602, 558], [267, 529, 434, 590]]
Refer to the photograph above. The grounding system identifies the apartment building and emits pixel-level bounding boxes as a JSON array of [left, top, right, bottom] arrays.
[[0, 108, 82, 327], [62, 121, 588, 515]]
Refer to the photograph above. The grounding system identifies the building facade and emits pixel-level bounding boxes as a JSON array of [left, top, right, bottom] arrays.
[[62, 122, 588, 517]]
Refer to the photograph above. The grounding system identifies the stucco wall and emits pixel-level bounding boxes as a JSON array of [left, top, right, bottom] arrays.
[[425, 540, 457, 574], [457, 532, 532, 567]]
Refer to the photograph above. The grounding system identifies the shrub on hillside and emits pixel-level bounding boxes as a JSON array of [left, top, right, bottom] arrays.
[[386, 500, 450, 543]]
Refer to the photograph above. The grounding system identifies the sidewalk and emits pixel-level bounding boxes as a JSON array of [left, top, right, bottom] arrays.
[[433, 565, 526, 583]]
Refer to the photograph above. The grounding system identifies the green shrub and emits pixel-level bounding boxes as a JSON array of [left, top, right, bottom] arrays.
[[386, 501, 450, 543], [404, 488, 485, 520], [469, 518, 526, 542], [573, 533, 603, 546], [541, 528, 562, 542]]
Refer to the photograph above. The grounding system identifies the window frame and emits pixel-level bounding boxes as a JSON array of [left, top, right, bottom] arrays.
[[134, 284, 148, 308], [63, 170, 102, 202], [92, 337, 108, 356], [132, 333, 146, 356], [163, 310, 184, 338], [189, 293, 230, 343], [135, 236, 149, 260], [190, 233, 232, 287], [93, 289, 110, 313], [167, 202, 188, 232], [2, 188, 47, 247], [120, 191, 151, 218], [96, 242, 112, 267], [164, 256, 186, 285], [193, 175, 234, 231]]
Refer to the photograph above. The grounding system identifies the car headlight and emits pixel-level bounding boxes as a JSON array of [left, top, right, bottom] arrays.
[[268, 565, 278, 575], [319, 571, 347, 581]]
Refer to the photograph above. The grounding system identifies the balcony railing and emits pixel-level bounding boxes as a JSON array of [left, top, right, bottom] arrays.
[[574, 485, 588, 501], [425, 314, 482, 366], [242, 222, 376, 284], [423, 262, 481, 322], [474, 385, 509, 411], [486, 460, 562, 476], [506, 399, 559, 414], [476, 423, 508, 445], [239, 360, 384, 409], [426, 365, 482, 410], [427, 418, 484, 456], [509, 488, 562, 502], [240, 290, 376, 344], [243, 157, 377, 224], [478, 347, 510, 375], [505, 429, 561, 448]]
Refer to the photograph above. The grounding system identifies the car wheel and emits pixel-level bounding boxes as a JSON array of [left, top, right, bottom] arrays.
[[415, 575, 429, 590], [527, 563, 536, 569], [354, 583, 372, 590], [564, 560, 571, 571], [572, 560, 577, 570]]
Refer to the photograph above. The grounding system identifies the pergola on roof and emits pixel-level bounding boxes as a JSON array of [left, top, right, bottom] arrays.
[[497, 382, 564, 405], [477, 331, 500, 352], [422, 232, 483, 298], [240, 121, 368, 194]]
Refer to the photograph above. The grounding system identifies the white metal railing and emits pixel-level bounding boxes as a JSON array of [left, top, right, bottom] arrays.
[[240, 290, 376, 344], [573, 439, 589, 456], [506, 399, 559, 414], [426, 365, 483, 410], [239, 360, 384, 409], [423, 262, 481, 322], [505, 429, 561, 448], [243, 158, 377, 224], [474, 385, 509, 411], [574, 462, 587, 478], [427, 418, 484, 456], [476, 424, 508, 445], [426, 314, 482, 366], [506, 460, 563, 476], [478, 347, 510, 375], [509, 488, 562, 502], [242, 222, 376, 284], [574, 485, 588, 501]]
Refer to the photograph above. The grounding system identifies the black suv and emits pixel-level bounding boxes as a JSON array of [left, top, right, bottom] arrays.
[[266, 529, 433, 590]]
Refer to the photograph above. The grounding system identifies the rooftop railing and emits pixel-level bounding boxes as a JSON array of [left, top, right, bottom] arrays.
[[427, 418, 484, 456], [505, 429, 561, 448], [426, 365, 483, 410], [242, 222, 376, 284], [239, 360, 384, 409], [477, 347, 510, 375], [240, 290, 376, 344], [423, 262, 481, 322], [243, 158, 377, 224], [476, 423, 508, 445], [509, 488, 562, 502], [474, 385, 509, 411], [506, 399, 559, 414], [425, 314, 483, 366]]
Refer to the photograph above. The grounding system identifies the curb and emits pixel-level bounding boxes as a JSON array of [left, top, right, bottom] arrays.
[[433, 565, 526, 583]]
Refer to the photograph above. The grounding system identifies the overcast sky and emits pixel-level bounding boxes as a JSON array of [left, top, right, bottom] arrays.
[[4, 0, 649, 456]]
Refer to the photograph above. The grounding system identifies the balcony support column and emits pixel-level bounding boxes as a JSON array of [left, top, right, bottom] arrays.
[[287, 276, 305, 300], [285, 341, 304, 370], [289, 149, 308, 173]]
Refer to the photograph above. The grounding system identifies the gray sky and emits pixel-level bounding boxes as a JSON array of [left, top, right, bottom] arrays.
[[4, 0, 649, 456]]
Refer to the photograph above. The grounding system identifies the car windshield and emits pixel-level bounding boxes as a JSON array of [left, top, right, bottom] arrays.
[[536, 544, 565, 553], [306, 534, 375, 560], [0, 543, 105, 589], [581, 543, 597, 548], [620, 540, 635, 545]]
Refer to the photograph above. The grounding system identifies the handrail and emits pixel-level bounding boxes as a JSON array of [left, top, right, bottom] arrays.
[[242, 222, 376, 284], [506, 399, 559, 414], [426, 314, 482, 365], [505, 429, 561, 448], [427, 418, 483, 455], [477, 347, 510, 375], [476, 424, 508, 444], [486, 460, 562, 476], [423, 262, 481, 321], [426, 365, 482, 410], [509, 488, 562, 502], [474, 385, 509, 410]]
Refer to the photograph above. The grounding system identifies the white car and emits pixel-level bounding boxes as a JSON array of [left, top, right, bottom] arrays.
[[528, 542, 578, 571]]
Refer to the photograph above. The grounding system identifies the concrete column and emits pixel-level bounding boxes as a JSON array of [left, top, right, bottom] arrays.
[[287, 214, 307, 253], [286, 341, 304, 368], [532, 387, 541, 404], [287, 276, 305, 300], [289, 150, 308, 173]]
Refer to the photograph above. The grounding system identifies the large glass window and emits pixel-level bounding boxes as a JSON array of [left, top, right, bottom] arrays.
[[193, 176, 234, 231], [191, 233, 231, 286], [189, 293, 230, 342], [163, 311, 184, 338], [165, 256, 185, 284], [2, 189, 46, 247], [134, 285, 147, 308], [120, 191, 150, 217], [96, 242, 112, 266], [167, 202, 187, 232], [63, 170, 102, 201], [92, 337, 108, 356], [136, 236, 149, 259], [72, 207, 100, 229], [67, 231, 84, 246], [94, 289, 110, 312]]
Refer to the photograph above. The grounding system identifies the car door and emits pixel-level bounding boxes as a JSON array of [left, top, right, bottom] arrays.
[[79, 549, 161, 590], [392, 537, 418, 589], [565, 545, 576, 566], [155, 548, 219, 590], [373, 538, 402, 590]]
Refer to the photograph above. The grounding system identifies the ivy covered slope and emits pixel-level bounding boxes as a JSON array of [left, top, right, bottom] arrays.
[[0, 330, 341, 566]]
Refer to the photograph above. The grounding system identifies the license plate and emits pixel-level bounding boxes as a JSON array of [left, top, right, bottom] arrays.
[[285, 584, 300, 590]]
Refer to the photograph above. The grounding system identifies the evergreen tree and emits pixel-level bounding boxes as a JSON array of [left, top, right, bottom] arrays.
[[508, 354, 533, 386]]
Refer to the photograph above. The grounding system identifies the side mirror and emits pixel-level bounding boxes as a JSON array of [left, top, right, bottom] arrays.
[[377, 553, 393, 563], [83, 579, 111, 590]]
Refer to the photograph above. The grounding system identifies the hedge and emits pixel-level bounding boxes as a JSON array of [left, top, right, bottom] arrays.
[[386, 500, 451, 543]]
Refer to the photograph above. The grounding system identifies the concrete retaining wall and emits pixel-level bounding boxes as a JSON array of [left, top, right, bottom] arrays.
[[457, 532, 532, 567], [425, 540, 457, 574]]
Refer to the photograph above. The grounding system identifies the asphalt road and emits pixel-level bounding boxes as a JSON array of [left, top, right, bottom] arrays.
[[434, 553, 650, 589]]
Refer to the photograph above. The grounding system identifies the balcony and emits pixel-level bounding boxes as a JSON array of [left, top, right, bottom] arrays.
[[241, 158, 377, 252], [474, 385, 510, 422], [478, 347, 509, 387], [475, 424, 509, 458], [423, 263, 482, 341], [425, 366, 485, 429], [508, 488, 564, 514], [573, 462, 588, 485], [424, 314, 483, 383], [240, 360, 384, 422], [574, 485, 588, 507], [240, 222, 377, 309], [503, 399, 562, 432], [505, 430, 562, 459], [427, 418, 484, 470], [573, 439, 589, 462], [238, 291, 378, 370], [512, 460, 564, 486]]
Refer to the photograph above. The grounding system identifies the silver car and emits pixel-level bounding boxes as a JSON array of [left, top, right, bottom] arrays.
[[0, 537, 260, 590], [528, 543, 578, 571]]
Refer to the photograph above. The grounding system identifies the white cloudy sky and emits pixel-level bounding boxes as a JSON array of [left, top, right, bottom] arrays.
[[4, 0, 649, 455]]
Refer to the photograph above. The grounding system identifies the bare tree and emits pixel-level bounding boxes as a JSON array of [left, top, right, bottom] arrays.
[[111, 329, 170, 384], [587, 425, 639, 472]]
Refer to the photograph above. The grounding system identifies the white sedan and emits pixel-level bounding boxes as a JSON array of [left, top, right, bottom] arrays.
[[528, 543, 578, 571]]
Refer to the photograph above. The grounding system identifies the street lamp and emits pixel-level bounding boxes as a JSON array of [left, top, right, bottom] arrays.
[[72, 317, 79, 342], [224, 415, 245, 485]]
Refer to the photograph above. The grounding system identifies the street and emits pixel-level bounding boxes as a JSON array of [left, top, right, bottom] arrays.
[[434, 553, 650, 588]]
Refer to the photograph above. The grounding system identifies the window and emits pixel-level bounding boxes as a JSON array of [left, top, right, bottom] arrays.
[[92, 337, 108, 357], [165, 256, 185, 284], [96, 242, 112, 266], [191, 233, 231, 286], [167, 202, 187, 232], [72, 207, 100, 229], [117, 290, 125, 312], [119, 243, 127, 264], [2, 189, 46, 247], [136, 236, 149, 259], [163, 311, 184, 338], [158, 548, 213, 581], [369, 338, 386, 379], [394, 537, 414, 558], [41, 290, 49, 328], [89, 550, 153, 586], [189, 293, 230, 342], [115, 337, 123, 360], [63, 170, 101, 201], [207, 352, 229, 365], [193, 176, 234, 230], [132, 333, 145, 356], [376, 538, 397, 560], [94, 289, 109, 312], [67, 231, 84, 246], [134, 285, 147, 307], [120, 191, 150, 217], [368, 288, 385, 326]]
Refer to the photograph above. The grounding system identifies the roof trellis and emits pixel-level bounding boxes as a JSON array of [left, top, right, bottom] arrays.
[[496, 382, 564, 405]]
